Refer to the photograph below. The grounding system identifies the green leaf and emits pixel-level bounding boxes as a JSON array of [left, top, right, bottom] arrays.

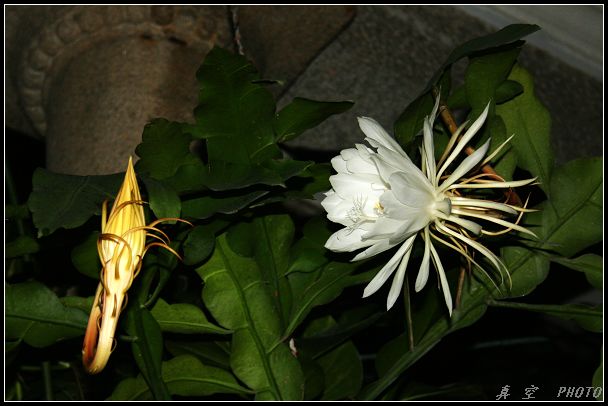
[[182, 226, 216, 266], [27, 169, 122, 237], [496, 64, 553, 195], [193, 47, 278, 165], [285, 262, 375, 338], [550, 254, 603, 290], [5, 235, 39, 259], [71, 231, 100, 279], [124, 304, 171, 400], [150, 298, 230, 335], [487, 300, 602, 333], [135, 119, 200, 180], [447, 80, 523, 110], [310, 323, 363, 400], [182, 190, 268, 220], [5, 204, 30, 219], [60, 295, 94, 314], [165, 340, 231, 370], [109, 355, 251, 400], [196, 234, 304, 400], [501, 157, 602, 298], [141, 177, 181, 224], [424, 24, 540, 92], [275, 98, 354, 143], [6, 282, 89, 347]]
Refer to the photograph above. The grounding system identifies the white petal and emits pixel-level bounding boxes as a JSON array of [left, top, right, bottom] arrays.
[[325, 227, 374, 252], [357, 116, 406, 156], [330, 155, 349, 174], [341, 148, 378, 174], [437, 102, 490, 180], [429, 240, 453, 315], [423, 117, 437, 185], [361, 216, 410, 241], [352, 238, 399, 261], [362, 235, 415, 298], [329, 173, 384, 200], [415, 227, 431, 292], [386, 240, 415, 310], [438, 139, 491, 192], [389, 172, 435, 209]]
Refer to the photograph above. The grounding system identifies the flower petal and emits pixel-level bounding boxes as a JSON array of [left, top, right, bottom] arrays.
[[415, 227, 431, 292], [362, 235, 415, 298], [386, 241, 415, 310], [438, 138, 491, 192], [429, 240, 452, 315], [325, 226, 375, 252], [389, 171, 435, 209], [357, 116, 406, 157]]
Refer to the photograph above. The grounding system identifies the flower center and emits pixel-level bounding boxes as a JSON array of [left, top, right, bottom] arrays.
[[432, 196, 452, 217]]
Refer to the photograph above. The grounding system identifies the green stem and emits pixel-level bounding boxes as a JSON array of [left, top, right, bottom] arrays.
[[42, 361, 53, 401], [403, 276, 415, 351]]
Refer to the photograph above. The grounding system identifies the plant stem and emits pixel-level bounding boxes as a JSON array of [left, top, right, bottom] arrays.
[[403, 275, 415, 351], [42, 361, 53, 401], [455, 265, 466, 309]]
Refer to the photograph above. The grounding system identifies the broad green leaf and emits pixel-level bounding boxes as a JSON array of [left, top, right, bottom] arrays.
[[424, 24, 540, 92], [298, 306, 383, 359], [501, 158, 602, 298], [5, 204, 30, 219], [6, 282, 89, 347], [196, 234, 304, 400], [165, 340, 231, 370], [181, 190, 268, 220], [394, 71, 450, 148], [135, 119, 199, 180], [150, 298, 230, 335], [275, 98, 354, 143], [141, 177, 181, 224], [193, 47, 278, 165], [182, 226, 216, 266], [487, 300, 602, 333], [60, 295, 94, 314], [286, 217, 332, 275], [285, 262, 376, 338], [447, 80, 523, 110], [5, 235, 39, 259], [124, 304, 170, 400], [550, 254, 603, 290], [27, 169, 122, 237], [300, 357, 325, 400], [71, 231, 100, 279], [496, 64, 553, 195], [284, 163, 332, 200], [109, 355, 251, 400]]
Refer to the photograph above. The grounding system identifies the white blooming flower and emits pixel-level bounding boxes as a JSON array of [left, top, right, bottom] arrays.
[[321, 98, 536, 314]]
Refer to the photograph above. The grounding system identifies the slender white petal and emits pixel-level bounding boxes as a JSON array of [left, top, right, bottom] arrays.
[[363, 235, 416, 298], [352, 237, 401, 262], [429, 239, 452, 316], [358, 116, 407, 157], [423, 116, 437, 185], [450, 196, 518, 215], [438, 139, 491, 193], [325, 227, 375, 252], [436, 102, 490, 180], [446, 178, 537, 190], [389, 172, 435, 208], [451, 208, 538, 237], [386, 244, 415, 310], [415, 227, 432, 292]]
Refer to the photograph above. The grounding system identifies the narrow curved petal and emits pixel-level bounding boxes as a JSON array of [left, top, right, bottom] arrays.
[[386, 239, 416, 310], [438, 139, 491, 192], [325, 226, 375, 252], [362, 235, 416, 298], [357, 116, 407, 157], [429, 240, 453, 315], [415, 227, 431, 292]]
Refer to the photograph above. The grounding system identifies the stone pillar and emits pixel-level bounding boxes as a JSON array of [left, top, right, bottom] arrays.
[[16, 6, 231, 175]]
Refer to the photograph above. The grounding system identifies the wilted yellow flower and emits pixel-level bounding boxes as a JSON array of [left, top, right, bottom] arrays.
[[82, 157, 188, 374]]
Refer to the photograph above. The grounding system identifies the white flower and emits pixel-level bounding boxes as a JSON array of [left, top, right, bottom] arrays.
[[321, 98, 536, 314]]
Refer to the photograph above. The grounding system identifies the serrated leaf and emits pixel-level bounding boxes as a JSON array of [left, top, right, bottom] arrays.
[[27, 169, 122, 237], [193, 47, 278, 165], [6, 282, 89, 347], [196, 234, 304, 400], [124, 304, 170, 400], [141, 177, 181, 224], [165, 340, 231, 370], [550, 254, 603, 289], [150, 298, 230, 335], [285, 262, 375, 338], [275, 98, 354, 143], [109, 355, 251, 400], [496, 64, 553, 195], [71, 231, 100, 279], [135, 119, 199, 180], [5, 236, 39, 259], [424, 24, 540, 92], [181, 190, 268, 220], [183, 226, 216, 266]]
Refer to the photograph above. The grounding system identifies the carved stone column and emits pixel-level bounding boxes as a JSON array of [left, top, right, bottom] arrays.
[[16, 5, 231, 175]]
